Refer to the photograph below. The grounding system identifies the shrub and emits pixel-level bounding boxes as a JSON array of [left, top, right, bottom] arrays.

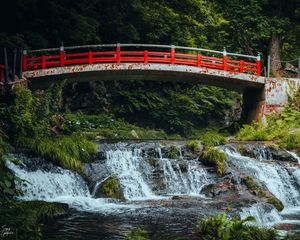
[[196, 213, 279, 240], [202, 148, 227, 176], [201, 132, 226, 147]]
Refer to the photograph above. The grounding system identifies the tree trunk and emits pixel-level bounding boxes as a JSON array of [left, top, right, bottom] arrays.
[[269, 34, 282, 76]]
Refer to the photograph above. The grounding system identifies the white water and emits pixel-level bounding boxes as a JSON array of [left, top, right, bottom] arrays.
[[224, 147, 300, 207], [223, 147, 300, 226], [105, 146, 210, 199], [5, 155, 138, 213], [240, 203, 282, 226]]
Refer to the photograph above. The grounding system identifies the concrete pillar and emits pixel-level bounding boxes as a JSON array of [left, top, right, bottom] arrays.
[[241, 87, 265, 124]]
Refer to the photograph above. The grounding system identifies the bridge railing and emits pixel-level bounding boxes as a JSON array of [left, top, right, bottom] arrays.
[[0, 65, 6, 83], [22, 44, 261, 76]]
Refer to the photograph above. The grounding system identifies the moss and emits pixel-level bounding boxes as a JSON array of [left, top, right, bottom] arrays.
[[16, 134, 96, 173], [267, 196, 284, 211], [100, 176, 125, 200], [186, 140, 201, 153], [165, 145, 179, 158], [201, 132, 226, 147], [242, 176, 258, 191], [202, 148, 227, 176]]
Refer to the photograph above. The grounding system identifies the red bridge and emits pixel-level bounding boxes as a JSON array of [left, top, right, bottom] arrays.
[[22, 44, 261, 76], [1, 44, 272, 123]]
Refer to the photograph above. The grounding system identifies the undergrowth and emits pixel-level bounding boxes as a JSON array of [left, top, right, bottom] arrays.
[[202, 148, 227, 176]]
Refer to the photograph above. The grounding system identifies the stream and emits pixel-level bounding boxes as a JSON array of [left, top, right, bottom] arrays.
[[5, 141, 300, 239]]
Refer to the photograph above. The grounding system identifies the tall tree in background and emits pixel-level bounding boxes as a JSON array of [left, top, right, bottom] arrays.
[[219, 0, 300, 75]]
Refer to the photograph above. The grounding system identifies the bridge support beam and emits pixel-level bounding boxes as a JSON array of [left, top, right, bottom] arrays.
[[241, 87, 265, 124]]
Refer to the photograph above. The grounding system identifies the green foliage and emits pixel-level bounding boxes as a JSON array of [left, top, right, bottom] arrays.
[[16, 134, 96, 173], [237, 88, 300, 143], [0, 201, 65, 240], [127, 227, 149, 240], [201, 132, 226, 147], [242, 176, 258, 192], [64, 113, 170, 140], [202, 148, 227, 176], [267, 197, 284, 212], [197, 213, 279, 240], [186, 140, 201, 153], [279, 133, 300, 151], [100, 176, 125, 200], [115, 82, 240, 135], [165, 146, 179, 159]]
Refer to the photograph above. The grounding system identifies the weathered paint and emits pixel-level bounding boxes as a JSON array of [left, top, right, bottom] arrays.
[[264, 77, 300, 115], [21, 63, 300, 122]]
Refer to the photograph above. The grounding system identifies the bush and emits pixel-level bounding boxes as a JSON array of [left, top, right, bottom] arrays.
[[165, 145, 179, 158], [201, 132, 226, 147], [196, 213, 279, 240], [202, 148, 227, 176]]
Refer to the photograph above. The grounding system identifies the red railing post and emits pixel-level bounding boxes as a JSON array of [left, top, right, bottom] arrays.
[[240, 60, 244, 73], [116, 43, 121, 63], [22, 50, 27, 71], [256, 54, 261, 76], [171, 46, 175, 64], [197, 54, 202, 67], [60, 45, 65, 67], [144, 50, 148, 64], [223, 47, 227, 71], [42, 55, 46, 69], [88, 50, 93, 64]]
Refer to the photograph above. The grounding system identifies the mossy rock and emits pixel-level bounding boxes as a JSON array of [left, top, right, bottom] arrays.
[[98, 176, 125, 200], [267, 196, 284, 211], [201, 148, 227, 176], [241, 176, 259, 192], [165, 145, 179, 159]]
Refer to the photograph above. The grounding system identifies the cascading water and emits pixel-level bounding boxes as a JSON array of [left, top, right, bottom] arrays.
[[224, 146, 300, 207], [5, 154, 138, 213], [223, 146, 300, 226], [104, 143, 210, 199], [106, 148, 157, 200]]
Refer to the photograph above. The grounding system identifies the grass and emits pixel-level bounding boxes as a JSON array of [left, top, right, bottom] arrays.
[[16, 134, 96, 173], [200, 132, 226, 147], [64, 113, 176, 140], [202, 148, 227, 176], [279, 132, 300, 152]]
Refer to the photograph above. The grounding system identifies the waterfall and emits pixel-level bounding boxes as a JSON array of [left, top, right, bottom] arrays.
[[5, 154, 138, 213], [240, 203, 282, 226], [160, 158, 208, 195], [224, 147, 300, 207], [105, 145, 210, 199], [106, 148, 157, 200]]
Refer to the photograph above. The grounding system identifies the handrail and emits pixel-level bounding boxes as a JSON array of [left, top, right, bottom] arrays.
[[27, 43, 259, 59], [23, 43, 261, 76]]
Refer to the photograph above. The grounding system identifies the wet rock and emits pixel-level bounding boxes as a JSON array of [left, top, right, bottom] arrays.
[[94, 176, 125, 200], [268, 146, 299, 162]]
